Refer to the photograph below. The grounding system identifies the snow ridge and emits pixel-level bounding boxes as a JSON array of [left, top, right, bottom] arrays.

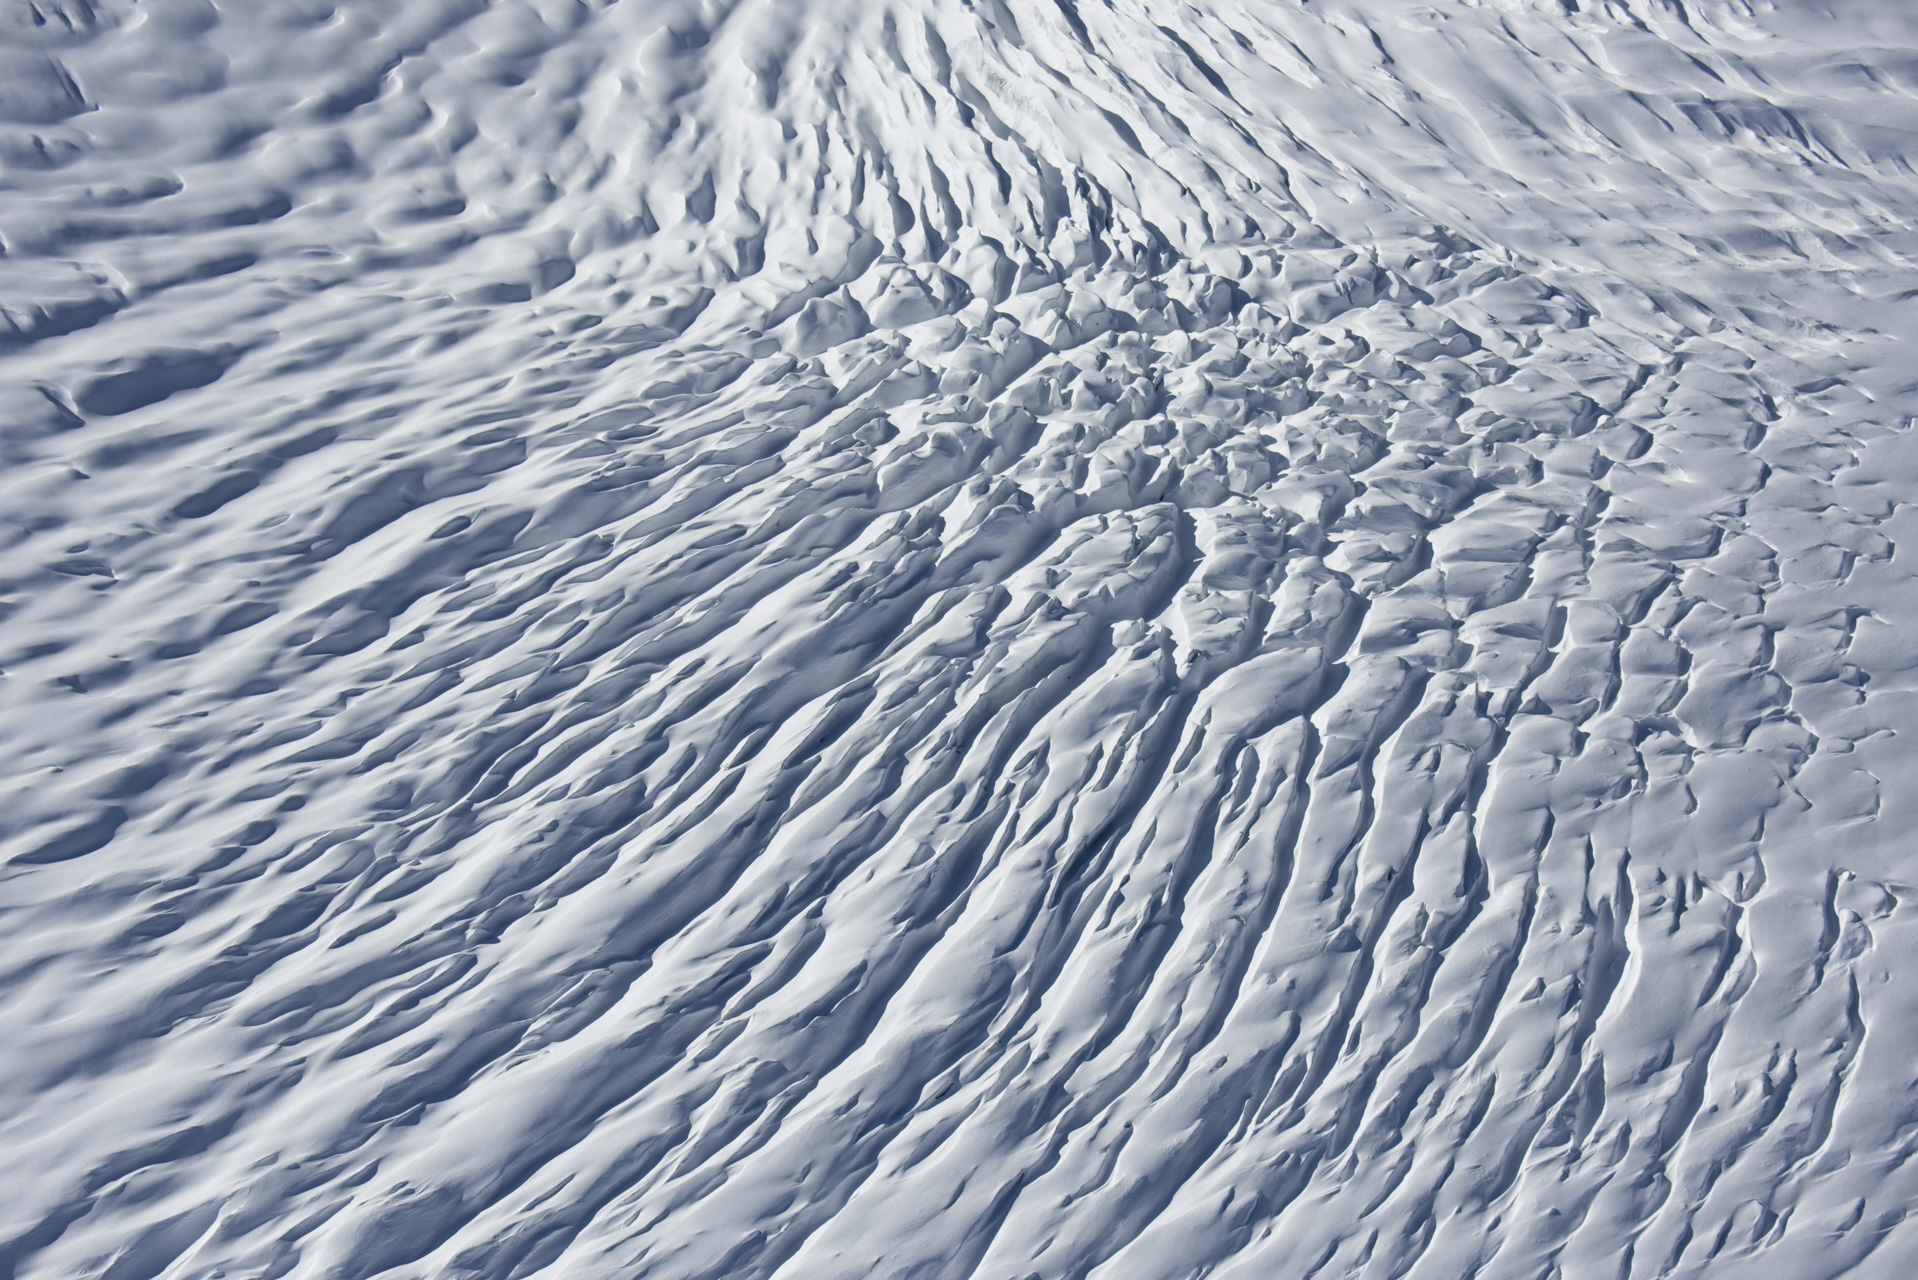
[[3, 1, 1918, 1277]]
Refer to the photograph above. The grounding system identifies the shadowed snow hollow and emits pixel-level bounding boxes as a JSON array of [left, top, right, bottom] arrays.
[[4, 1, 1918, 1277]]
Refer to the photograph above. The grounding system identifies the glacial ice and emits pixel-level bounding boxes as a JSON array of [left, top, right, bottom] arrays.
[[4, 0, 1918, 1276]]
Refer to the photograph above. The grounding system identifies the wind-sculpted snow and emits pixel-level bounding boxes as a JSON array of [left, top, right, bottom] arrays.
[[4, 0, 1918, 1276]]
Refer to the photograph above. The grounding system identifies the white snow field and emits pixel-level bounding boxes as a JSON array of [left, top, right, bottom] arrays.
[[5, 0, 1918, 1276]]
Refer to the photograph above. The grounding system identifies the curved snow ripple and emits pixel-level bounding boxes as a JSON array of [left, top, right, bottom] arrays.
[[3, 1, 1918, 1277]]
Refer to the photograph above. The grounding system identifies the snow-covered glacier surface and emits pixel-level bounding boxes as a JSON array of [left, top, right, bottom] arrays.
[[6, 0, 1918, 1276]]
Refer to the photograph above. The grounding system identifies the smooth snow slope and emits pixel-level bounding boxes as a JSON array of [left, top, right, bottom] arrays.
[[4, 0, 1918, 1276]]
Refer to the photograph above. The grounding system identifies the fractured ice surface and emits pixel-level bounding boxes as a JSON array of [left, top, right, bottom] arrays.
[[4, 0, 1918, 1276]]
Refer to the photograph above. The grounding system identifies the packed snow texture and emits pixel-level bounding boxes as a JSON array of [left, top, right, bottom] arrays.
[[4, 0, 1918, 1276]]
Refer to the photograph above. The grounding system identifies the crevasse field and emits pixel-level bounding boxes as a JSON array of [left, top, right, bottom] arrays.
[[4, 0, 1918, 1276]]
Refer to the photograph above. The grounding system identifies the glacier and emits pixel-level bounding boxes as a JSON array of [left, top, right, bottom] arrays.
[[3, 0, 1918, 1276]]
